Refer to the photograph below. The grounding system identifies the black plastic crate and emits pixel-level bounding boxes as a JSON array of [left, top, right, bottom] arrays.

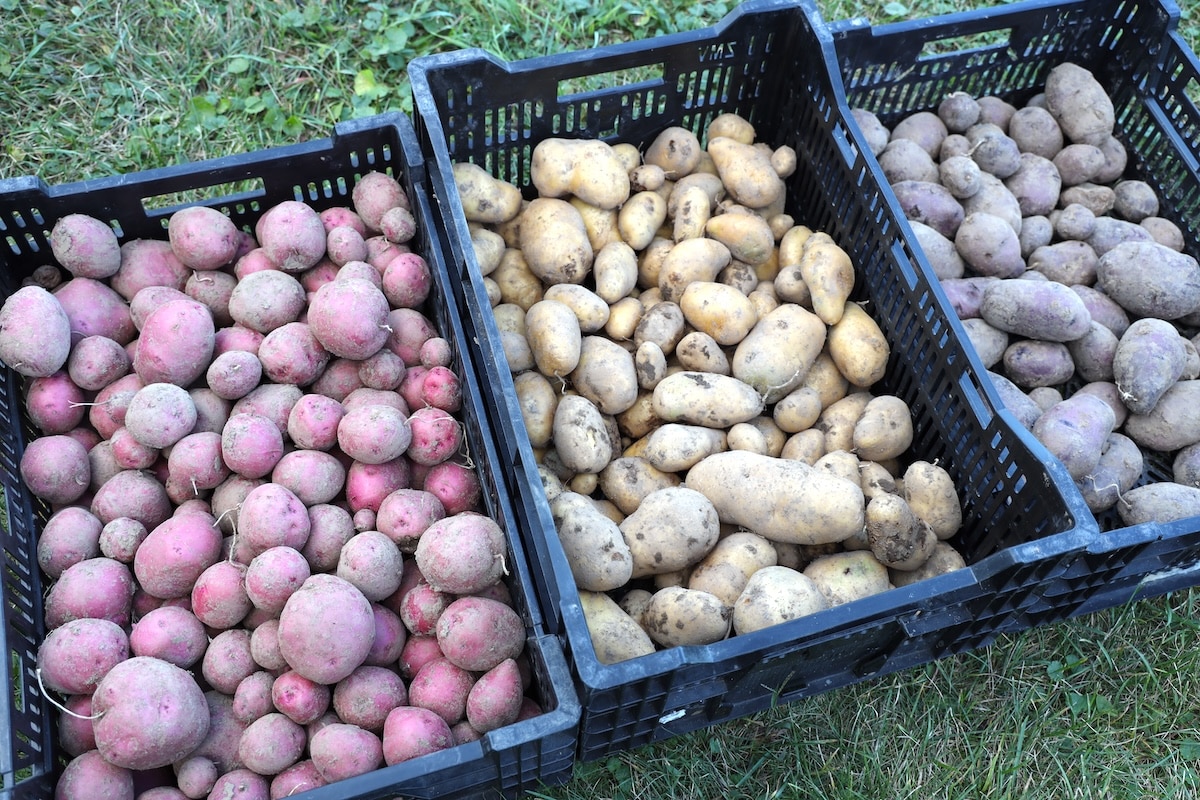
[[828, 0, 1200, 621], [410, 0, 1119, 759], [0, 113, 579, 799]]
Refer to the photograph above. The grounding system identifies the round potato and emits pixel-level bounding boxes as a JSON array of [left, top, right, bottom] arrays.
[[571, 336, 639, 416], [679, 281, 758, 346], [803, 551, 892, 607], [642, 587, 731, 648], [688, 531, 777, 607], [733, 566, 828, 635], [619, 487, 721, 578]]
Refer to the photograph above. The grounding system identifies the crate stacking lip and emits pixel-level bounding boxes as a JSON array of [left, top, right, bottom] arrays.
[[409, 0, 1113, 761], [0, 112, 579, 800], [827, 0, 1200, 624]]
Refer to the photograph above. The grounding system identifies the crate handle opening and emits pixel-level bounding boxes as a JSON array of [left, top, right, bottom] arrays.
[[139, 178, 267, 216], [918, 28, 1014, 60], [555, 63, 666, 101]]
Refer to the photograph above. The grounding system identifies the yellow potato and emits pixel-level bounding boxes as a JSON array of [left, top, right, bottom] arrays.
[[453, 162, 523, 224], [658, 238, 732, 303], [598, 456, 681, 516], [620, 486, 721, 578], [813, 449, 861, 487], [672, 184, 712, 242], [637, 236, 674, 290], [491, 302, 526, 336], [804, 551, 892, 606], [642, 423, 728, 473], [667, 173, 726, 218], [633, 301, 686, 355], [552, 394, 614, 475], [630, 164, 666, 192], [859, 460, 899, 500], [852, 394, 914, 462], [642, 587, 731, 648], [726, 421, 770, 455], [781, 429, 826, 464], [903, 460, 963, 540], [705, 212, 775, 266], [708, 136, 785, 209], [570, 198, 622, 252], [773, 386, 823, 433], [686, 450, 865, 545], [817, 391, 873, 454], [524, 299, 582, 377], [543, 284, 610, 334], [798, 350, 850, 409], [634, 341, 668, 391], [550, 491, 633, 592], [731, 303, 827, 403], [828, 301, 890, 387], [513, 371, 558, 449], [706, 113, 756, 144], [519, 197, 594, 286], [675, 331, 731, 375], [679, 281, 758, 346], [531, 138, 631, 209], [493, 249, 543, 310], [865, 493, 936, 571], [644, 126, 704, 178], [470, 226, 506, 277], [800, 232, 855, 325], [605, 296, 643, 342], [611, 142, 642, 174], [579, 590, 656, 664], [733, 566, 828, 635], [689, 531, 777, 608], [890, 541, 967, 587], [618, 191, 669, 252], [652, 371, 764, 429], [771, 145, 798, 178], [592, 241, 639, 305], [744, 415, 787, 458], [571, 335, 639, 416], [615, 391, 661, 441]]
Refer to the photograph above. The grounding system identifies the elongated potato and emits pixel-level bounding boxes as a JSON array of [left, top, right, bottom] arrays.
[[686, 451, 865, 545], [552, 395, 613, 475], [617, 192, 668, 253], [642, 424, 728, 473], [524, 299, 581, 377], [705, 212, 774, 266], [708, 137, 785, 209], [731, 304, 827, 403], [903, 461, 962, 540], [571, 336, 639, 416], [799, 233, 854, 325], [543, 284, 609, 334], [519, 198, 594, 286], [658, 238, 732, 303], [453, 163, 522, 224], [550, 492, 634, 592], [652, 372, 764, 429], [531, 138, 631, 210], [513, 371, 558, 449], [827, 302, 889, 387], [579, 591, 656, 664]]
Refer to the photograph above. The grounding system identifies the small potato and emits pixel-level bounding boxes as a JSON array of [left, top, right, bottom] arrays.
[[550, 492, 634, 592], [910, 220, 965, 280], [781, 429, 826, 464], [641, 424, 727, 473], [890, 541, 967, 588], [493, 250, 543, 311], [827, 302, 889, 388], [726, 421, 769, 455], [642, 587, 731, 648], [544, 284, 609, 334], [619, 589, 654, 626], [817, 392, 873, 454], [773, 386, 823, 434], [645, 126, 704, 177], [525, 300, 582, 377], [903, 461, 962, 540], [687, 531, 777, 607], [579, 591, 656, 664], [1002, 340, 1076, 388], [732, 566, 828, 635], [620, 487, 721, 578], [1076, 432, 1143, 514], [708, 137, 785, 210], [675, 331, 731, 375], [635, 341, 668, 391], [605, 297, 644, 342], [514, 371, 558, 449], [803, 551, 892, 607], [672, 184, 712, 242], [618, 192, 669, 252], [571, 336, 639, 416], [679, 281, 758, 346], [859, 460, 898, 500], [954, 213, 1024, 278], [633, 300, 687, 354], [1003, 153, 1061, 217], [598, 456, 681, 515], [866, 494, 937, 571], [852, 395, 914, 463]]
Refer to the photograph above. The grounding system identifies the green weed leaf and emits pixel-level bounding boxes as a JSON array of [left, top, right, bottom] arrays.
[[226, 56, 252, 75]]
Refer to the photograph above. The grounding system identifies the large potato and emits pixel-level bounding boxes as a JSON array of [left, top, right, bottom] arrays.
[[519, 198, 594, 285], [453, 162, 522, 224], [552, 395, 614, 475], [852, 395, 914, 462], [570, 336, 639, 416], [827, 301, 889, 388], [652, 372, 764, 429], [658, 238, 732, 303], [679, 282, 758, 346], [642, 424, 728, 473], [686, 451, 865, 545], [619, 487, 720, 578], [707, 137, 785, 209], [903, 461, 962, 540], [524, 299, 582, 377], [531, 138, 631, 210], [731, 304, 827, 403], [550, 492, 634, 592]]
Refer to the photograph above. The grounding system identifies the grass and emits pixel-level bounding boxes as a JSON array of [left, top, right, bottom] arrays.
[[4, 1, 1200, 798]]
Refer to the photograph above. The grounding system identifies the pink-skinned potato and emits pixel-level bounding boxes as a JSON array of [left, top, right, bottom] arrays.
[[168, 205, 241, 271], [54, 750, 134, 800], [26, 371, 87, 435], [133, 511, 223, 600], [352, 171, 410, 233], [466, 657, 523, 733], [54, 276, 136, 345], [435, 596, 525, 673], [256, 200, 326, 273], [50, 213, 122, 279], [307, 277, 392, 360], [414, 513, 507, 595], [20, 434, 90, 505], [91, 656, 210, 770], [110, 239, 190, 301], [331, 665, 408, 732], [44, 556, 134, 630], [277, 574, 376, 684], [37, 617, 129, 695], [133, 297, 215, 387], [382, 706, 453, 765], [0, 285, 72, 377], [310, 723, 384, 783]]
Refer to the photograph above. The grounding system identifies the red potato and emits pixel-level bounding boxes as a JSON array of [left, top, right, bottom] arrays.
[[376, 488, 446, 551], [231, 383, 303, 435], [343, 386, 410, 413], [25, 371, 86, 435], [233, 670, 277, 726], [62, 425, 101, 452], [208, 769, 269, 800], [406, 406, 462, 467], [221, 412, 284, 479], [90, 468, 172, 530], [236, 483, 311, 559], [228, 269, 307, 334], [110, 426, 159, 470], [415, 513, 506, 595], [354, 508, 378, 532], [301, 259, 343, 294], [55, 750, 134, 800], [0, 285, 72, 377], [307, 277, 391, 360], [286, 394, 345, 450], [92, 656, 210, 770], [245, 546, 311, 615], [310, 357, 365, 401], [277, 574, 376, 684], [174, 755, 219, 799], [58, 695, 97, 756], [436, 596, 525, 672], [386, 308, 438, 366], [257, 321, 330, 386], [191, 690, 248, 775], [44, 556, 134, 629], [185, 269, 238, 326], [206, 350, 263, 400], [309, 722, 384, 783], [364, 603, 408, 666], [37, 617, 128, 694], [380, 205, 417, 244], [365, 236, 408, 272], [124, 382, 197, 449], [419, 365, 463, 413], [270, 450, 346, 506], [466, 657, 523, 733], [213, 324, 266, 356], [89, 372, 144, 439], [271, 759, 328, 797], [408, 657, 474, 725], [399, 634, 444, 681], [335, 259, 383, 288], [420, 337, 453, 368], [129, 605, 208, 668], [191, 560, 251, 629], [357, 349, 407, 391], [33, 422, 94, 481], [382, 252, 433, 309], [54, 276, 136, 345], [110, 239, 190, 301], [239, 712, 307, 776], [37, 506, 102, 579], [336, 530, 405, 602], [272, 669, 332, 725], [133, 297, 215, 387], [352, 171, 409, 232], [67, 335, 130, 391], [129, 286, 190, 331], [233, 248, 277, 280], [320, 206, 368, 236], [98, 517, 148, 563], [422, 461, 482, 516], [452, 721, 482, 745], [256, 200, 327, 274], [183, 387, 229, 437], [326, 225, 369, 266], [50, 213, 122, 279], [345, 457, 411, 514], [168, 205, 241, 271], [133, 511, 223, 600], [168, 431, 230, 492], [330, 665, 408, 732], [202, 628, 257, 695], [382, 705, 453, 765], [301, 503, 356, 573], [249, 618, 288, 672], [337, 404, 413, 464]]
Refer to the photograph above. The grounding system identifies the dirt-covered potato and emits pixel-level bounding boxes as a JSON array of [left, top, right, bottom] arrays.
[[598, 457, 681, 516], [979, 278, 1092, 342], [550, 492, 634, 592], [954, 212, 1024, 278], [731, 303, 827, 402], [652, 372, 764, 429], [1096, 241, 1200, 320], [642, 424, 728, 473], [1111, 318, 1188, 415], [525, 299, 582, 377], [707, 137, 785, 210], [570, 336, 639, 416], [827, 301, 889, 388], [865, 493, 937, 571], [1044, 62, 1115, 146], [679, 281, 758, 346], [552, 394, 614, 475], [531, 138, 631, 210], [889, 541, 967, 588], [619, 487, 721, 578], [1122, 380, 1200, 451], [803, 551, 892, 607], [519, 198, 594, 285], [1032, 393, 1116, 480], [579, 590, 656, 664], [852, 395, 914, 462], [902, 460, 962, 540], [732, 566, 828, 635], [453, 162, 523, 224], [642, 587, 731, 648], [890, 180, 964, 238], [1075, 432, 1143, 513], [1117, 483, 1200, 526]]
